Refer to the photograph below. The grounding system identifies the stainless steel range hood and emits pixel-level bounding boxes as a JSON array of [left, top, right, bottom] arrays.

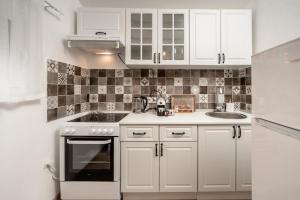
[[66, 35, 125, 63]]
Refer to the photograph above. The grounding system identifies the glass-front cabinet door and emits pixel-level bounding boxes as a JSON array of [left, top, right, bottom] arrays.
[[157, 9, 189, 65], [126, 9, 157, 65]]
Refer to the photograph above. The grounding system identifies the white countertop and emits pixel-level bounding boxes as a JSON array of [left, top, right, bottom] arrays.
[[119, 110, 252, 125]]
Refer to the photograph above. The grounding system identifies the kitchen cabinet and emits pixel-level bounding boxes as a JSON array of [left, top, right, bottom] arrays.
[[121, 125, 197, 193], [121, 142, 159, 192], [77, 8, 125, 41], [160, 142, 197, 192], [198, 125, 252, 192], [157, 9, 190, 65], [126, 9, 158, 65], [126, 9, 189, 65], [190, 9, 252, 65]]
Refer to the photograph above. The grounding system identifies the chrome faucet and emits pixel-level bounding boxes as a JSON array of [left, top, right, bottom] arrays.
[[215, 87, 226, 112]]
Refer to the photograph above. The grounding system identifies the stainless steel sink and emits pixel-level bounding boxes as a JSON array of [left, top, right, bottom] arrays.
[[206, 112, 247, 119]]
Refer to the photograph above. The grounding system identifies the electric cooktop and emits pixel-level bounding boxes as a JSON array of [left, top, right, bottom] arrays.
[[68, 112, 128, 123]]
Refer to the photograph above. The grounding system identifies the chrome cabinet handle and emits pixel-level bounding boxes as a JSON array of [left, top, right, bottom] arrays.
[[155, 144, 158, 157], [233, 126, 236, 139], [132, 132, 146, 135], [222, 53, 225, 64], [238, 125, 242, 138], [153, 53, 156, 64], [218, 53, 221, 64], [172, 132, 186, 135], [158, 53, 161, 64], [160, 143, 163, 157]]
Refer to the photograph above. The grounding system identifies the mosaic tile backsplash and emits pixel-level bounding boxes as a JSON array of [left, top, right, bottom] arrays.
[[47, 59, 252, 121]]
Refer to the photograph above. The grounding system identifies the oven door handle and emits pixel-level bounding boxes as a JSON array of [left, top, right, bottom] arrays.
[[67, 139, 111, 145]]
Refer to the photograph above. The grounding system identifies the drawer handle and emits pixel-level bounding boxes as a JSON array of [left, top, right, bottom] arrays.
[[132, 132, 146, 136], [172, 132, 186, 135]]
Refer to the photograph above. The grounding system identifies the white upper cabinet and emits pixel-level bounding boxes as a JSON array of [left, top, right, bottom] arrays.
[[190, 10, 221, 65], [221, 10, 252, 65], [190, 9, 252, 65], [126, 9, 158, 65], [77, 8, 125, 40], [157, 9, 190, 65]]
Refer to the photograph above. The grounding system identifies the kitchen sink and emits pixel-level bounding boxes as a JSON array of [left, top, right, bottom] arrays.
[[205, 112, 247, 119]]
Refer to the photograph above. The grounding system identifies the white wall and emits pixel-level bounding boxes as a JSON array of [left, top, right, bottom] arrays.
[[253, 0, 300, 53], [0, 1, 85, 200]]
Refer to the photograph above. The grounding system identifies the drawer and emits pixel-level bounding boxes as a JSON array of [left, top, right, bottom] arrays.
[[120, 125, 159, 141], [160, 125, 197, 141]]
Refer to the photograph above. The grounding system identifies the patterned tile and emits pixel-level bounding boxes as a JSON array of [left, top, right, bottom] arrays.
[[224, 69, 233, 78], [58, 73, 67, 85], [74, 85, 81, 95], [199, 94, 208, 103], [66, 105, 75, 116], [199, 78, 208, 86], [115, 86, 124, 94], [191, 85, 200, 94], [47, 59, 58, 72], [123, 77, 132, 86], [98, 86, 107, 94], [174, 78, 183, 86], [47, 96, 58, 109], [89, 94, 98, 103], [246, 86, 252, 95], [107, 102, 115, 111], [123, 94, 133, 103], [115, 69, 124, 77], [232, 86, 241, 95], [234, 102, 240, 111], [67, 64, 75, 75], [140, 77, 149, 86], [157, 85, 167, 95], [239, 68, 246, 77], [216, 78, 225, 86]]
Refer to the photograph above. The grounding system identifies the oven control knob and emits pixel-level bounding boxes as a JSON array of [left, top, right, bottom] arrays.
[[64, 128, 70, 134], [103, 129, 108, 133], [70, 128, 76, 134], [97, 128, 103, 134], [108, 128, 114, 134], [91, 128, 96, 134]]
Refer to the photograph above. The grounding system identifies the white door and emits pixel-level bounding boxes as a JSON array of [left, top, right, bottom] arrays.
[[121, 142, 159, 192], [160, 142, 197, 192], [198, 126, 236, 192], [157, 9, 189, 65], [190, 10, 221, 65], [221, 10, 252, 65], [236, 125, 252, 191], [126, 9, 157, 65]]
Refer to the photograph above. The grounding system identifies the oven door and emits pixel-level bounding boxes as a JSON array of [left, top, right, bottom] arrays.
[[65, 136, 115, 182]]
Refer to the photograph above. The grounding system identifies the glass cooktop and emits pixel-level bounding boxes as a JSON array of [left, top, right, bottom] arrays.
[[69, 112, 128, 123]]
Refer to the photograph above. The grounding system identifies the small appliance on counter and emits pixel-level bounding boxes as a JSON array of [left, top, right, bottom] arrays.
[[171, 94, 195, 113], [156, 97, 166, 116], [132, 95, 148, 113]]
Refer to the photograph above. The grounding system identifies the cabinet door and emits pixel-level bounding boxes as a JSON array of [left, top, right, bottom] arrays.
[[221, 10, 252, 65], [77, 8, 125, 41], [236, 126, 252, 191], [198, 126, 236, 192], [158, 9, 189, 65], [126, 9, 157, 65], [190, 10, 221, 65], [121, 142, 159, 192], [160, 142, 197, 192]]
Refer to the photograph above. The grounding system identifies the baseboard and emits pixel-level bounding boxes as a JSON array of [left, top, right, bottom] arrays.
[[197, 192, 251, 200]]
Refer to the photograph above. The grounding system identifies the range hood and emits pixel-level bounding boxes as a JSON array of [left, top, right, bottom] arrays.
[[66, 35, 125, 63]]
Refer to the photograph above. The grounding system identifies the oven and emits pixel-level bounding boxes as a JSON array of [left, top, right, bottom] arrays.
[[60, 136, 120, 182]]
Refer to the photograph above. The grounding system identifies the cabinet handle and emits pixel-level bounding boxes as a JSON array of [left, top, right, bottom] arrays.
[[233, 126, 236, 139], [155, 144, 158, 157], [95, 31, 107, 36], [132, 132, 146, 135], [172, 132, 185, 135], [218, 53, 221, 64], [238, 125, 242, 138], [222, 53, 226, 64], [160, 143, 163, 157], [153, 53, 156, 64], [158, 53, 161, 64]]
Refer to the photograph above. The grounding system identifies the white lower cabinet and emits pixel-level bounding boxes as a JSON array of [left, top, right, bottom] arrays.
[[198, 125, 252, 192], [160, 142, 197, 192], [121, 142, 159, 192]]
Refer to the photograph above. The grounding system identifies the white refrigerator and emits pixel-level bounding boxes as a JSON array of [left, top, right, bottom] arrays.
[[252, 38, 300, 200]]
